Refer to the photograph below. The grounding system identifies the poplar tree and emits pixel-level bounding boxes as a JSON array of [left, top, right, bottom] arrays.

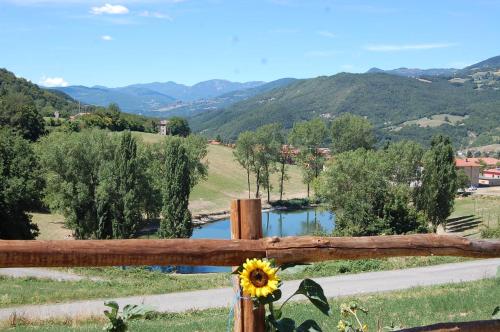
[[158, 138, 192, 238], [111, 131, 142, 238], [416, 135, 457, 232]]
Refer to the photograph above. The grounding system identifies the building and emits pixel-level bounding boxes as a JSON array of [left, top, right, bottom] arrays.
[[479, 168, 500, 186], [159, 120, 170, 136], [455, 159, 480, 186], [54, 111, 60, 119]]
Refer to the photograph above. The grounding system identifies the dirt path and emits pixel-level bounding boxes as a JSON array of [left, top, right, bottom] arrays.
[[1, 259, 498, 322]]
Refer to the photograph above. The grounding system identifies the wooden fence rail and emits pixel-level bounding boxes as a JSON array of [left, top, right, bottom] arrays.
[[0, 234, 498, 268]]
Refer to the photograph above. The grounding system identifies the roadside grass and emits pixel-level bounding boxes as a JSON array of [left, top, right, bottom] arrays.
[[0, 256, 468, 308], [5, 278, 499, 331]]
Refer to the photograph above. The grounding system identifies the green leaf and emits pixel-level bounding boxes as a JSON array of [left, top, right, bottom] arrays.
[[258, 289, 282, 305], [122, 304, 156, 320], [275, 318, 296, 332], [295, 279, 331, 316], [273, 308, 283, 320], [492, 306, 500, 319], [296, 320, 322, 332], [104, 301, 119, 319]]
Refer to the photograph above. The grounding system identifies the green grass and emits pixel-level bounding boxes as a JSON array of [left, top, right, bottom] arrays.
[[0, 257, 467, 308], [5, 278, 499, 331], [0, 268, 230, 309], [29, 213, 71, 240], [449, 195, 500, 237]]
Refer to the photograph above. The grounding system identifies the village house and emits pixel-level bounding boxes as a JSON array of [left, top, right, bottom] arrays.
[[455, 158, 480, 186]]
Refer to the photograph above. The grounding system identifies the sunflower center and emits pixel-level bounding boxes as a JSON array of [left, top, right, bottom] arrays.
[[249, 268, 269, 288]]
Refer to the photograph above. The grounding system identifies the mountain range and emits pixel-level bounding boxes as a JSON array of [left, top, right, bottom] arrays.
[[47, 55, 500, 147], [54, 79, 269, 115], [190, 55, 500, 147]]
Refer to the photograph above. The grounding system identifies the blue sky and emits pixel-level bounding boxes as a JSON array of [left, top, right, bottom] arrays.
[[1, 0, 499, 87]]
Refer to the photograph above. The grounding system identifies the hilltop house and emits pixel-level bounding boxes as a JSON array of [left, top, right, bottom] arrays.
[[159, 120, 170, 136]]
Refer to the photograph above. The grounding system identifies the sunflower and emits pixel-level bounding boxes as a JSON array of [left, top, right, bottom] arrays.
[[239, 258, 280, 298]]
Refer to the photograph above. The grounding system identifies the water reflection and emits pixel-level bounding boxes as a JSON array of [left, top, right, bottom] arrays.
[[150, 208, 335, 274]]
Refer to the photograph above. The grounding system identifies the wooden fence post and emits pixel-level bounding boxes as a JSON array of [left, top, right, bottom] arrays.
[[231, 199, 266, 332]]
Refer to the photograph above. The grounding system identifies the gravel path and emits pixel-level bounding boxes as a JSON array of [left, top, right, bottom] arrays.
[[0, 258, 498, 322]]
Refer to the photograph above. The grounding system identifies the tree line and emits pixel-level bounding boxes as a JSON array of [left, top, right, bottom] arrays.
[[0, 127, 206, 240], [234, 114, 460, 236], [234, 114, 375, 201]]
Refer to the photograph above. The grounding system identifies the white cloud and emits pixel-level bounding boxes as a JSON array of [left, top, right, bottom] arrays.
[[39, 77, 69, 87], [90, 4, 129, 15], [139, 10, 172, 20], [101, 35, 113, 41], [365, 43, 457, 52], [317, 30, 335, 38]]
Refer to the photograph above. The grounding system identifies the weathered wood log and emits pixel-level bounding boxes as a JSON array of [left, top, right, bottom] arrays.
[[231, 199, 265, 332], [0, 234, 498, 268], [397, 319, 500, 332]]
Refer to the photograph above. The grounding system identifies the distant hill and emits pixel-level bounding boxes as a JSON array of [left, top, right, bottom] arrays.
[[55, 79, 267, 114], [190, 70, 500, 147], [366, 67, 458, 77], [148, 78, 297, 118], [0, 68, 77, 116], [54, 85, 175, 114], [463, 55, 500, 71]]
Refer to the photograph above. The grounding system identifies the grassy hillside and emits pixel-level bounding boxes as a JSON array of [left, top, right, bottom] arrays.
[[190, 72, 500, 147], [132, 132, 307, 213]]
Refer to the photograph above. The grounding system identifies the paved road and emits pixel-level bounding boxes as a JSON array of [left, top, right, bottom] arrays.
[[0, 268, 102, 281], [0, 259, 498, 322]]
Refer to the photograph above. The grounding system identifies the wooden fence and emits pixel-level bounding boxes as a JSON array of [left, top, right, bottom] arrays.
[[0, 199, 499, 331]]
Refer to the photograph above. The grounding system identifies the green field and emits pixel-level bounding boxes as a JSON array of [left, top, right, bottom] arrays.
[[6, 278, 499, 331], [448, 195, 500, 237]]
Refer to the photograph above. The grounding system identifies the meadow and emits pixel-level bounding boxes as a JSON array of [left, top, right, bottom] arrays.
[[6, 278, 499, 331]]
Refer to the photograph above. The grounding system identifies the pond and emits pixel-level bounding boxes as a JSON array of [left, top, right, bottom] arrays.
[[151, 207, 335, 274]]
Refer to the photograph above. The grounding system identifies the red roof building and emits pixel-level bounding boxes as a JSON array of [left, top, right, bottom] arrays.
[[455, 158, 480, 186]]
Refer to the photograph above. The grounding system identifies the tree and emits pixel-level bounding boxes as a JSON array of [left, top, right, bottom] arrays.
[[0, 93, 45, 141], [158, 138, 192, 238], [38, 130, 117, 239], [289, 119, 328, 197], [456, 169, 470, 190], [316, 147, 428, 236], [415, 135, 458, 232], [167, 117, 191, 137], [107, 132, 143, 238], [234, 131, 255, 198], [38, 130, 152, 239], [254, 124, 283, 202], [384, 140, 424, 185], [330, 114, 375, 154], [183, 135, 209, 188], [0, 129, 43, 239]]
